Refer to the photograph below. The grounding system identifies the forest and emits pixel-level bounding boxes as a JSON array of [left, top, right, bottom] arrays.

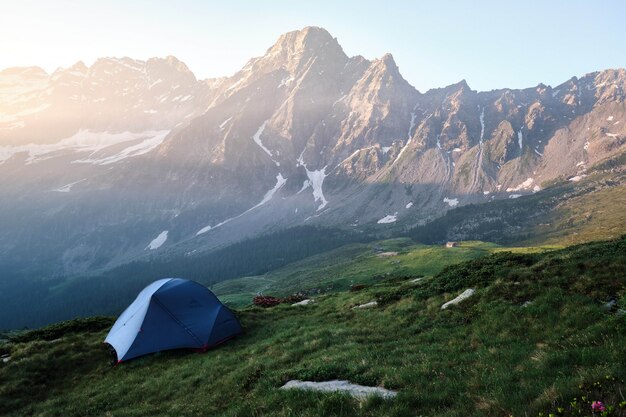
[[0, 226, 367, 330]]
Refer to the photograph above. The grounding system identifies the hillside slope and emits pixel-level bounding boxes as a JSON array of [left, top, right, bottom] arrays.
[[2, 237, 625, 417], [408, 152, 626, 245], [212, 238, 546, 307]]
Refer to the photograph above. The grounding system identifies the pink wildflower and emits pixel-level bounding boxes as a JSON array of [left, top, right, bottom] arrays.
[[591, 401, 605, 412]]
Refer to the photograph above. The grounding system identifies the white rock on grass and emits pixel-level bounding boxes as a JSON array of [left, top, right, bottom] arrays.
[[352, 301, 378, 309], [376, 251, 398, 258], [441, 289, 475, 310], [410, 277, 423, 283], [280, 380, 397, 400], [292, 299, 314, 306]]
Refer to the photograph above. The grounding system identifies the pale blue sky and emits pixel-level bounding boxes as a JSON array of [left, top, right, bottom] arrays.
[[1, 0, 625, 92]]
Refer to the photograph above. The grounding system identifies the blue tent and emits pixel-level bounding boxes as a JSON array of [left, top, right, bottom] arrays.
[[105, 278, 242, 362]]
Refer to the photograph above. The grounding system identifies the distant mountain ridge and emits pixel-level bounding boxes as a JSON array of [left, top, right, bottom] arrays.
[[0, 26, 624, 278]]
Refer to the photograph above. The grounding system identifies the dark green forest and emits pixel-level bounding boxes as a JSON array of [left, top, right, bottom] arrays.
[[0, 226, 367, 330]]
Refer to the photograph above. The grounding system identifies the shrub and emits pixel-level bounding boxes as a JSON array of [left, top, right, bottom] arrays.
[[252, 293, 307, 307], [252, 295, 282, 308]]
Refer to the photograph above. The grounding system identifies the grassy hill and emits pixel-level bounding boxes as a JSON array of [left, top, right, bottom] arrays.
[[1, 237, 625, 417], [212, 238, 555, 307], [408, 156, 625, 247]]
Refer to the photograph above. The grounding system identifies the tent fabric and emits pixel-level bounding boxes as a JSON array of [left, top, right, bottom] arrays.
[[105, 278, 242, 362]]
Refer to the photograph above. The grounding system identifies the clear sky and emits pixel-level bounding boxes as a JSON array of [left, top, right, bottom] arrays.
[[1, 0, 625, 92]]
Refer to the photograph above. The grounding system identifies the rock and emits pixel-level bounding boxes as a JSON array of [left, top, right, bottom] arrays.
[[604, 299, 617, 310], [1, 354, 10, 363], [280, 380, 397, 399], [292, 299, 313, 306], [352, 301, 378, 309], [376, 251, 398, 258], [410, 277, 423, 283], [522, 300, 533, 308], [441, 289, 475, 310]]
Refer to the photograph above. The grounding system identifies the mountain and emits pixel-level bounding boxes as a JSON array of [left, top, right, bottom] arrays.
[[0, 26, 624, 283]]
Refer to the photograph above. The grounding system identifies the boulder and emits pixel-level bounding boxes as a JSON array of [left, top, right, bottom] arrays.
[[441, 289, 475, 310], [280, 379, 397, 399]]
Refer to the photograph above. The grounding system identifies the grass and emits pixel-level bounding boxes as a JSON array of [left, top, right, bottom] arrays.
[[1, 237, 625, 416], [407, 161, 626, 248], [524, 183, 626, 246], [212, 238, 557, 308]]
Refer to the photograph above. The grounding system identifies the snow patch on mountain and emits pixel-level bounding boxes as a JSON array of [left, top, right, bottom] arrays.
[[377, 214, 397, 224], [148, 79, 163, 89], [443, 197, 458, 207], [332, 94, 347, 106], [335, 146, 377, 169], [405, 202, 413, 209], [408, 109, 417, 140], [297, 179, 311, 194], [506, 178, 534, 192], [146, 231, 168, 250], [305, 167, 328, 211], [74, 131, 170, 165], [296, 148, 306, 167], [0, 130, 169, 165], [196, 224, 213, 235], [219, 117, 232, 131], [252, 120, 273, 156], [252, 120, 280, 166], [517, 129, 523, 149], [278, 76, 294, 88], [258, 173, 287, 206], [196, 173, 287, 235], [392, 104, 419, 165], [52, 179, 86, 193], [479, 106, 485, 143]]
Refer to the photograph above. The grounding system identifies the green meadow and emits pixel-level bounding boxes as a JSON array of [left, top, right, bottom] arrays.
[[2, 237, 624, 417]]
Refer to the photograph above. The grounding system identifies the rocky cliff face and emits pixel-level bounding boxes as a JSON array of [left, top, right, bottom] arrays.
[[0, 27, 624, 276]]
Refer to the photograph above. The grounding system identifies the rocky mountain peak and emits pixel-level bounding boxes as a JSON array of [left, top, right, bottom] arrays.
[[270, 26, 338, 52], [442, 79, 471, 94], [68, 61, 88, 74], [263, 26, 347, 70], [358, 52, 414, 94], [149, 55, 194, 75], [378, 53, 398, 68]]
